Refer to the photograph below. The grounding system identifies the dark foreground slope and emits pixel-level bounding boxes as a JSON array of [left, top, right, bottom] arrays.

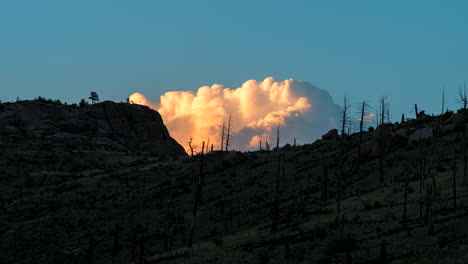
[[1, 103, 468, 264]]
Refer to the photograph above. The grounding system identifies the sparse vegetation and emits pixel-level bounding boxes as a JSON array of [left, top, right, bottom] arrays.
[[1, 99, 468, 263]]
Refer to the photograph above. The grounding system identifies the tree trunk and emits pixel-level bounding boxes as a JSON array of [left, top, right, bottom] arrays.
[[189, 141, 205, 247], [271, 156, 281, 233], [452, 155, 457, 210], [322, 166, 328, 202], [112, 224, 119, 264], [415, 104, 419, 120], [357, 101, 365, 177], [403, 179, 408, 224]]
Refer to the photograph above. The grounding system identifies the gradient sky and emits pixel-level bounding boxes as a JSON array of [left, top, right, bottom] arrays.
[[1, 0, 467, 121]]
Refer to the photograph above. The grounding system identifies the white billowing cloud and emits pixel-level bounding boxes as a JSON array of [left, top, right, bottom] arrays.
[[129, 77, 341, 153]]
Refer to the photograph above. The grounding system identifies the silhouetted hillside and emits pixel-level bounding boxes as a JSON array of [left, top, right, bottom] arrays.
[[1, 100, 468, 263]]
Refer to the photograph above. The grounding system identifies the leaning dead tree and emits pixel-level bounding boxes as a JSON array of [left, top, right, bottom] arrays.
[[225, 115, 232, 151]]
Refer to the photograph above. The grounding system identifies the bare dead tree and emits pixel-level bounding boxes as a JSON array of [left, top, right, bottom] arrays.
[[418, 129, 426, 219], [426, 184, 434, 235], [187, 137, 195, 157], [458, 83, 467, 113], [220, 120, 225, 151], [265, 136, 270, 160], [451, 152, 457, 209], [414, 104, 419, 120], [357, 101, 370, 178], [458, 83, 468, 183], [270, 153, 282, 233], [341, 94, 351, 137], [380, 96, 386, 126], [378, 96, 388, 184], [276, 125, 280, 151], [322, 165, 329, 202], [441, 85, 445, 115], [337, 94, 350, 226], [403, 177, 408, 225], [282, 151, 286, 192], [225, 115, 232, 151], [189, 141, 205, 247]]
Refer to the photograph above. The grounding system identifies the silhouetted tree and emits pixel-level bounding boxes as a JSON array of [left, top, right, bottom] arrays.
[[414, 104, 419, 120], [270, 153, 282, 233], [441, 85, 445, 115], [378, 96, 389, 184], [89, 91, 99, 104], [220, 120, 225, 151], [80, 98, 88, 107], [276, 125, 280, 151], [225, 115, 232, 151], [451, 152, 457, 209], [337, 94, 350, 226], [426, 184, 434, 235], [458, 83, 467, 183], [187, 137, 195, 157], [335, 94, 351, 226], [189, 141, 205, 247], [403, 177, 408, 224], [357, 101, 370, 177]]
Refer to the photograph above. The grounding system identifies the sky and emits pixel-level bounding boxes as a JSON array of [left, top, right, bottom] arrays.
[[1, 0, 468, 121]]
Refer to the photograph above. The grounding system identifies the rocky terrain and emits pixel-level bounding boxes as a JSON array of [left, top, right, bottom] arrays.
[[1, 99, 468, 264], [0, 99, 186, 156]]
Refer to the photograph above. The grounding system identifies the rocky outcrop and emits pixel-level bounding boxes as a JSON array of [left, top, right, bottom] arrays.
[[408, 127, 433, 144], [322, 129, 338, 140], [444, 113, 464, 124], [349, 124, 396, 159], [0, 100, 186, 156], [417, 111, 432, 122], [441, 123, 460, 135]]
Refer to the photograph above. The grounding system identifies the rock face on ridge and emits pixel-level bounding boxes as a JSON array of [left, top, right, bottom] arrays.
[[0, 100, 186, 156]]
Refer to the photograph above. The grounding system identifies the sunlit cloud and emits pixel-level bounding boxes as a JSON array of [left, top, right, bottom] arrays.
[[129, 77, 341, 153]]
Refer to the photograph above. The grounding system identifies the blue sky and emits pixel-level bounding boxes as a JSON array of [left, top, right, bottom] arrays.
[[1, 0, 467, 120]]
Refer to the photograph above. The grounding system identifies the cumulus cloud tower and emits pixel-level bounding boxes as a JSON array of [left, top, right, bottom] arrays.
[[129, 77, 341, 152]]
